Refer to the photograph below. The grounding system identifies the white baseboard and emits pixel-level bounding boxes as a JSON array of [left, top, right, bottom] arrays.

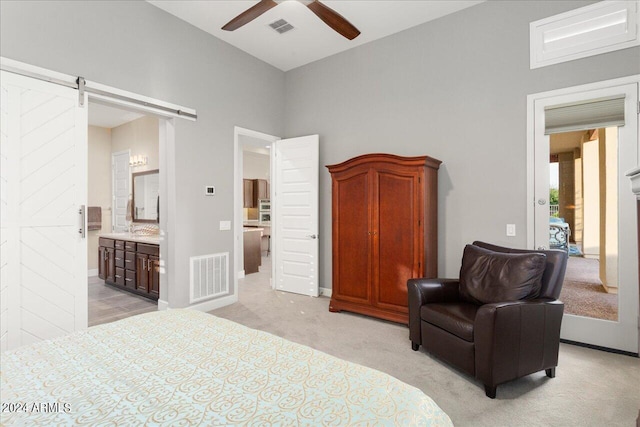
[[157, 299, 169, 311], [187, 294, 238, 312], [319, 287, 332, 297], [87, 268, 98, 277]]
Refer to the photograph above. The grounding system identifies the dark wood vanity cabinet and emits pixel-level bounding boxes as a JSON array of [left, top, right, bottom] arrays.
[[149, 255, 160, 297], [135, 254, 149, 293], [135, 245, 160, 298], [98, 238, 159, 300], [98, 238, 115, 283], [124, 252, 136, 287], [114, 242, 125, 286]]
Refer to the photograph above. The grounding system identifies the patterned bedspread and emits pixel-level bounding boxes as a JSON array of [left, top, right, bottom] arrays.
[[1, 309, 452, 426]]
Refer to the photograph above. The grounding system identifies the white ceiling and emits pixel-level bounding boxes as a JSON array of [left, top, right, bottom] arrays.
[[148, 1, 484, 72], [240, 134, 271, 155], [88, 102, 145, 129], [550, 130, 588, 155]]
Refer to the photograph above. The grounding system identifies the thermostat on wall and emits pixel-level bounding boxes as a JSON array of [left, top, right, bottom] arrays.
[[205, 186, 215, 196]]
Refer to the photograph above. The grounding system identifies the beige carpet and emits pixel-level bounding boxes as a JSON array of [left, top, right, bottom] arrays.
[[211, 257, 640, 427], [560, 256, 618, 321]]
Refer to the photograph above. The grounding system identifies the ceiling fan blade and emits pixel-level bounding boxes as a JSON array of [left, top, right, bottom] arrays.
[[222, 0, 278, 31], [307, 0, 360, 40]]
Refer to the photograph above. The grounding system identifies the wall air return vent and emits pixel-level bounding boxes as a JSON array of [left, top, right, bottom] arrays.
[[190, 252, 229, 303], [269, 19, 294, 34]]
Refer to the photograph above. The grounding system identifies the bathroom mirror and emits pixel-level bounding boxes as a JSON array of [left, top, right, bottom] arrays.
[[132, 169, 159, 223]]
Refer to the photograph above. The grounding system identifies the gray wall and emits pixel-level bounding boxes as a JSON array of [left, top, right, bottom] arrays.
[[283, 1, 640, 284], [0, 0, 285, 307], [3, 0, 639, 301]]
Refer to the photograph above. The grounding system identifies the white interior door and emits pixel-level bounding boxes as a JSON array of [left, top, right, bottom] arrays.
[[112, 150, 130, 232], [0, 70, 88, 352], [532, 81, 639, 353], [273, 135, 319, 297]]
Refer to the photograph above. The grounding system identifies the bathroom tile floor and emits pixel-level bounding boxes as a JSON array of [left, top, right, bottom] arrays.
[[88, 276, 157, 326]]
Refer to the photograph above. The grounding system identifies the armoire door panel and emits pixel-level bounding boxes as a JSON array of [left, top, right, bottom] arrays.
[[333, 171, 371, 302], [375, 171, 418, 309]]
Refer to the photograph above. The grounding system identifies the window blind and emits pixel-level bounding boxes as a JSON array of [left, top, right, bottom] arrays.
[[544, 95, 625, 135]]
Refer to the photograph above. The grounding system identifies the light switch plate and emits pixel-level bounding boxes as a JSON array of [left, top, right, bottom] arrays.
[[506, 224, 516, 237], [219, 220, 231, 231]]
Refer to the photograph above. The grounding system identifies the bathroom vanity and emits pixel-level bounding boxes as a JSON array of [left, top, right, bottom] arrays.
[[98, 233, 160, 301]]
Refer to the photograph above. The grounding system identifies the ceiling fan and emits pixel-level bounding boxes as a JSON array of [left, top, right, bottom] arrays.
[[222, 0, 360, 40]]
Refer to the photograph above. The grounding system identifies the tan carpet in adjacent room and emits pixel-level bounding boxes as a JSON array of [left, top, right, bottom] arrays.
[[560, 256, 618, 321]]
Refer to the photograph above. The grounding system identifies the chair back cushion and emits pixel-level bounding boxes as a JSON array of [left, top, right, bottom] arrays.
[[459, 245, 546, 305], [472, 241, 568, 299]]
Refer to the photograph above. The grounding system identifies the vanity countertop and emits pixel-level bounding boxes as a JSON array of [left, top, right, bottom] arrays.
[[243, 220, 271, 227], [98, 232, 160, 245]]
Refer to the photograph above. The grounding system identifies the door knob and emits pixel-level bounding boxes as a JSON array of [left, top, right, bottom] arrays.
[[307, 234, 317, 239], [537, 199, 547, 205], [537, 246, 547, 250]]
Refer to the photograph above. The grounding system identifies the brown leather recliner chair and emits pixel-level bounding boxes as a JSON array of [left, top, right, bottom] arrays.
[[408, 241, 568, 398]]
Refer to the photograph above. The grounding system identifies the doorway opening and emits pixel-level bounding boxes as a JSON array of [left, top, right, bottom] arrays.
[[550, 128, 619, 321], [87, 101, 162, 326], [0, 57, 195, 350], [241, 136, 273, 284], [233, 128, 321, 301], [234, 127, 279, 302]]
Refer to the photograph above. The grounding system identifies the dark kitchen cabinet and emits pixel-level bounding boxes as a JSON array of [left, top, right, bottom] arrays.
[[243, 179, 269, 208], [243, 179, 254, 208]]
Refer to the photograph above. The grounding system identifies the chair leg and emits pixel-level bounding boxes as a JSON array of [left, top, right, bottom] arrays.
[[546, 368, 556, 378], [411, 342, 419, 351], [484, 385, 497, 399]]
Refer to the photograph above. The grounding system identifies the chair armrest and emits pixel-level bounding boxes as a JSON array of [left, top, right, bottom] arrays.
[[474, 299, 564, 387], [407, 278, 460, 345]]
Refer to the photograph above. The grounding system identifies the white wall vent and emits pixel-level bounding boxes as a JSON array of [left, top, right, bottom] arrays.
[[530, 1, 640, 69], [190, 252, 229, 304]]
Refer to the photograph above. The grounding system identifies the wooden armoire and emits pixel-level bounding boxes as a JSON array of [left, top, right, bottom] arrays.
[[326, 153, 441, 324]]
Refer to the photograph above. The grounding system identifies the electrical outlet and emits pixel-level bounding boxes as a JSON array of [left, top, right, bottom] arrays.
[[219, 220, 231, 231], [506, 224, 516, 237], [205, 186, 215, 196]]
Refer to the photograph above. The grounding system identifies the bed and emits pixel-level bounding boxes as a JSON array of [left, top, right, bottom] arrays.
[[1, 309, 452, 426]]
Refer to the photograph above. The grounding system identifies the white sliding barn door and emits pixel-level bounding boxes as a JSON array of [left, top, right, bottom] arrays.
[[0, 70, 88, 352]]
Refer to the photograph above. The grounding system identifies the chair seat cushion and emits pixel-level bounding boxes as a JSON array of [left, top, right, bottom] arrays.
[[421, 302, 479, 342], [459, 244, 546, 305]]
